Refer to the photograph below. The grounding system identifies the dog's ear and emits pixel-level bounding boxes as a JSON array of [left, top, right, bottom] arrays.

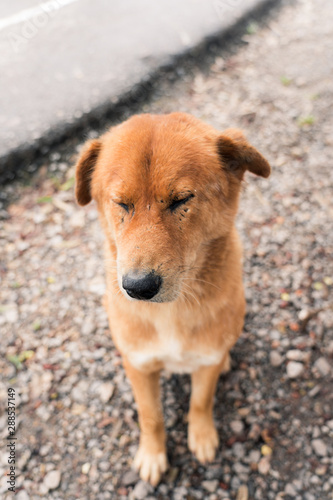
[[75, 139, 101, 206], [217, 129, 270, 180]]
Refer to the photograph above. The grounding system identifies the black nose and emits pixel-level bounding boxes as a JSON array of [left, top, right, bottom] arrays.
[[122, 272, 162, 300]]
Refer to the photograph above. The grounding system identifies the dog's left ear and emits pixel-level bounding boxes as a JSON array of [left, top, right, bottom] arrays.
[[75, 139, 102, 206], [217, 129, 271, 180]]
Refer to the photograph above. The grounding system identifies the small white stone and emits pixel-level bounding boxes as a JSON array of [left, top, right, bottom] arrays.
[[270, 351, 283, 367], [298, 309, 309, 321], [82, 462, 91, 474], [4, 304, 19, 324], [81, 319, 95, 336], [248, 450, 261, 463], [98, 382, 114, 403], [312, 426, 320, 438], [285, 484, 297, 496], [311, 439, 327, 457], [16, 491, 30, 500], [258, 456, 270, 475], [293, 479, 302, 491], [233, 442, 245, 459], [286, 349, 305, 361], [39, 484, 49, 496], [69, 211, 85, 228], [202, 480, 219, 493], [89, 279, 105, 296], [314, 357, 331, 376], [230, 420, 244, 434], [43, 470, 61, 490], [287, 361, 304, 378], [131, 480, 152, 499], [236, 485, 249, 500], [173, 486, 189, 500], [39, 444, 51, 457], [72, 380, 89, 402]]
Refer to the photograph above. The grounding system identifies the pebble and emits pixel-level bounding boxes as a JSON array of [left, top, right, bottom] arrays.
[[173, 486, 189, 500], [3, 304, 19, 323], [131, 480, 152, 499], [98, 382, 115, 403], [81, 462, 91, 475], [81, 319, 96, 336], [43, 470, 61, 490], [122, 469, 139, 486], [311, 439, 327, 457], [98, 461, 110, 472], [230, 420, 244, 434], [233, 463, 249, 476], [247, 450, 261, 464], [69, 211, 85, 228], [258, 457, 271, 475], [270, 351, 284, 367], [202, 480, 219, 493], [286, 349, 306, 361], [233, 442, 245, 459], [72, 380, 89, 402], [308, 385, 321, 398], [287, 361, 304, 378], [231, 476, 241, 491], [285, 483, 297, 496], [16, 491, 30, 500], [314, 357, 331, 376], [236, 485, 249, 500], [39, 444, 52, 457]]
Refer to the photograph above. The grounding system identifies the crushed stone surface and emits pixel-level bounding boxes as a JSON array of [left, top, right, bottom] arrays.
[[1, 0, 333, 498]]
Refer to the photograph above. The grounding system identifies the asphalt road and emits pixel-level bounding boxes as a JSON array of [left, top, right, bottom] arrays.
[[0, 0, 273, 179]]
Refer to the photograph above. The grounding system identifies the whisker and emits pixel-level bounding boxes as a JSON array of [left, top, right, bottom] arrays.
[[108, 279, 120, 286], [182, 277, 223, 293], [104, 266, 119, 274], [182, 282, 201, 307], [178, 290, 193, 311]]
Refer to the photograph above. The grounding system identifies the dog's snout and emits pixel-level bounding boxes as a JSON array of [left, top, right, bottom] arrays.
[[122, 272, 162, 300]]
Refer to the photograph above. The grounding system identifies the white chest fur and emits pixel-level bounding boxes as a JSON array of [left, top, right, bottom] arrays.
[[128, 346, 222, 374], [127, 323, 223, 374]]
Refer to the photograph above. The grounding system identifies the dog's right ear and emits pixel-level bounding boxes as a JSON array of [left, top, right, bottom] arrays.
[[217, 129, 270, 181], [75, 139, 101, 206]]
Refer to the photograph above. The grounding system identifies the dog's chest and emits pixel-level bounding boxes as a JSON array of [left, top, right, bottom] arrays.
[[127, 320, 222, 373]]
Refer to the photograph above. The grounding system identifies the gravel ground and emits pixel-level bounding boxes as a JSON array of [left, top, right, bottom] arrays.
[[1, 0, 333, 499]]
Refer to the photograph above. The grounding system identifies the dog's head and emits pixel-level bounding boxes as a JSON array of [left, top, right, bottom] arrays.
[[75, 113, 270, 303]]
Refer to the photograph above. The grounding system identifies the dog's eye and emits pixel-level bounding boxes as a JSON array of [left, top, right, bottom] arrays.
[[169, 194, 194, 212], [117, 202, 129, 213]]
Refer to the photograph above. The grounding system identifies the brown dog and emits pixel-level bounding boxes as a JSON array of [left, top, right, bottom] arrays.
[[75, 112, 270, 485]]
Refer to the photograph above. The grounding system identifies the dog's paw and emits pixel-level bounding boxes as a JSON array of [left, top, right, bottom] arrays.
[[188, 421, 219, 463], [133, 445, 168, 486]]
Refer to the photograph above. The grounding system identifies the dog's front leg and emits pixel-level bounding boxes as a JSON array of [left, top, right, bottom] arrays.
[[123, 358, 168, 486], [188, 361, 225, 463]]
